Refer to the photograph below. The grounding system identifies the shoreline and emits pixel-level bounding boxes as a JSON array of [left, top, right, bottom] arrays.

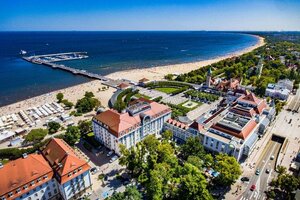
[[106, 34, 265, 81], [0, 35, 265, 115]]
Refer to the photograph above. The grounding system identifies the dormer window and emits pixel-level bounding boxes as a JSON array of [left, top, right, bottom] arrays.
[[8, 192, 13, 197], [68, 173, 72, 177], [16, 188, 21, 193], [37, 178, 42, 182], [23, 185, 28, 190], [1, 196, 6, 200], [78, 167, 82, 171], [30, 181, 35, 186], [43, 175, 48, 179]]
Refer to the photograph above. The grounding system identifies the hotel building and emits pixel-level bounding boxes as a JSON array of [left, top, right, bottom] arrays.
[[0, 138, 91, 200], [165, 91, 275, 162], [92, 98, 171, 154]]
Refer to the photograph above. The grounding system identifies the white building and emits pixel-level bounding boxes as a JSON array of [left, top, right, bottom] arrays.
[[93, 98, 171, 154], [164, 91, 273, 162], [265, 79, 293, 101]]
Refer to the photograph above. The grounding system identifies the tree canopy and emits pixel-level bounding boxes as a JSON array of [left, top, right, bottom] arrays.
[[63, 126, 81, 146]]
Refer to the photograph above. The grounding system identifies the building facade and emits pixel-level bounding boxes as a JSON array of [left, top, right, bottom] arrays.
[[93, 98, 171, 154], [0, 138, 91, 200], [265, 79, 293, 101], [164, 91, 274, 162]]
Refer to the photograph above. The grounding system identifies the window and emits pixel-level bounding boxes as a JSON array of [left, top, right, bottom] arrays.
[[216, 141, 219, 149], [48, 192, 52, 198], [23, 185, 28, 190], [1, 196, 6, 200], [54, 189, 58, 194], [30, 181, 35, 186], [37, 178, 41, 182], [78, 167, 82, 171], [68, 173, 72, 177], [43, 175, 48, 179], [35, 193, 38, 197], [16, 188, 21, 193], [8, 192, 13, 197]]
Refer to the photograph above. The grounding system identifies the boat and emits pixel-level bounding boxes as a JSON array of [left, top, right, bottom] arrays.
[[19, 50, 27, 55]]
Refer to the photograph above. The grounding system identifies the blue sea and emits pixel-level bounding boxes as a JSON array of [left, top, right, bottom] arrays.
[[0, 31, 258, 106]]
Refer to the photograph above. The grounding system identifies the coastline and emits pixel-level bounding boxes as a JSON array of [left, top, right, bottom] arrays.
[[106, 35, 265, 81], [0, 35, 265, 115]]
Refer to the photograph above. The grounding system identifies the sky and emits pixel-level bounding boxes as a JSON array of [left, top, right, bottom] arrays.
[[0, 0, 299, 31]]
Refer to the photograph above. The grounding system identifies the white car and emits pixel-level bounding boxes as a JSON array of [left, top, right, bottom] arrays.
[[106, 151, 114, 157], [110, 155, 118, 163]]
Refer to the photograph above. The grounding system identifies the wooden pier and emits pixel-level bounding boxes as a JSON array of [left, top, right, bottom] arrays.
[[22, 52, 110, 81]]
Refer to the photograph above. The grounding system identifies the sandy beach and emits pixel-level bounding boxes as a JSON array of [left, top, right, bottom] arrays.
[[106, 35, 265, 82], [0, 35, 264, 116]]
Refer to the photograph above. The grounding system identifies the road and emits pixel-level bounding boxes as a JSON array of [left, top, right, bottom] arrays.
[[240, 139, 281, 200]]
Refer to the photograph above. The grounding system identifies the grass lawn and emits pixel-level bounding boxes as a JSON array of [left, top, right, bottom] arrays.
[[178, 100, 202, 112], [134, 93, 150, 99], [155, 87, 179, 94]]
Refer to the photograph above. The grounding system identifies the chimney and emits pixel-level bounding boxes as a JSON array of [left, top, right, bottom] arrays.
[[22, 153, 28, 159]]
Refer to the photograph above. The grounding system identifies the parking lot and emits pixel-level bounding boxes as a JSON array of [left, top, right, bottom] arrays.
[[76, 140, 133, 200]]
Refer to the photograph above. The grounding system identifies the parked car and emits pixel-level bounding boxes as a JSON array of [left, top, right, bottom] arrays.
[[270, 155, 274, 160], [106, 150, 114, 157], [255, 169, 260, 175], [110, 155, 118, 163], [266, 169, 270, 174], [90, 167, 98, 174], [241, 177, 250, 182], [250, 184, 256, 191]]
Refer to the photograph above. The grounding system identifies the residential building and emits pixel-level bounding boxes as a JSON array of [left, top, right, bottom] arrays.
[[93, 98, 171, 154], [42, 138, 91, 200], [0, 154, 59, 200], [164, 91, 274, 162], [265, 79, 293, 100]]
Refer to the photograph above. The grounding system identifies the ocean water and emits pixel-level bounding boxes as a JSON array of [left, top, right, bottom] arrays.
[[0, 31, 258, 106]]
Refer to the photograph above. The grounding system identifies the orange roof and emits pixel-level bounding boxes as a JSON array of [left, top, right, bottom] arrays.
[[0, 154, 53, 198], [139, 78, 150, 83], [238, 92, 261, 106], [118, 83, 130, 89], [94, 99, 171, 137], [166, 118, 189, 130], [42, 138, 90, 184], [211, 119, 257, 140]]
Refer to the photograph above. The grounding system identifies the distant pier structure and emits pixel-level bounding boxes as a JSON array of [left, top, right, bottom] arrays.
[[22, 52, 110, 81]]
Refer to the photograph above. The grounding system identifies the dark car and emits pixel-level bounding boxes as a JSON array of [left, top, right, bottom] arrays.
[[104, 175, 108, 181], [241, 177, 250, 182]]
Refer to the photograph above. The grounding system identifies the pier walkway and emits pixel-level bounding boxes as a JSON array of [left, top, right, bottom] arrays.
[[22, 52, 110, 81]]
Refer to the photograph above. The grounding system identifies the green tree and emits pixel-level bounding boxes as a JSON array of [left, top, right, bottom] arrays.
[[213, 153, 242, 186], [76, 95, 100, 113], [78, 120, 92, 135], [161, 130, 173, 141], [179, 137, 205, 160], [177, 163, 213, 200], [25, 129, 48, 143], [109, 186, 142, 200], [64, 126, 81, 146], [47, 121, 61, 134], [84, 91, 95, 98], [56, 92, 64, 103], [61, 99, 74, 108], [187, 156, 203, 169]]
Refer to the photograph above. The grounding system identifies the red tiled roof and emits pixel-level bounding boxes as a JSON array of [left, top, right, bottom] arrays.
[[237, 92, 261, 106], [189, 121, 204, 131], [211, 119, 257, 140], [0, 154, 53, 199], [139, 78, 150, 82], [42, 138, 90, 184], [94, 99, 171, 137], [166, 119, 189, 130], [118, 83, 130, 89]]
